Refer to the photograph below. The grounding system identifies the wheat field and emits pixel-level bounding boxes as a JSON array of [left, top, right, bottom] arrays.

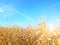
[[0, 23, 60, 45]]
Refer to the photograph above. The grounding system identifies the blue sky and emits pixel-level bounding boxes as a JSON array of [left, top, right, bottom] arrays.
[[0, 0, 60, 26]]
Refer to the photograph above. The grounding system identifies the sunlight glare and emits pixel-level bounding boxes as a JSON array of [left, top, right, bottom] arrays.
[[48, 24, 55, 32]]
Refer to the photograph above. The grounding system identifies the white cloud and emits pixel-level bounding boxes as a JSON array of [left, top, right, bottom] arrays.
[[0, 8, 4, 13], [48, 2, 60, 8], [0, 2, 34, 22]]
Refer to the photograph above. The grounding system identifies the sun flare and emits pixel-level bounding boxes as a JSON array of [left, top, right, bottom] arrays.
[[48, 24, 55, 32]]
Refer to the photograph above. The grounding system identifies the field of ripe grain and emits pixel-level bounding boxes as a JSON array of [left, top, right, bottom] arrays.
[[0, 23, 60, 45]]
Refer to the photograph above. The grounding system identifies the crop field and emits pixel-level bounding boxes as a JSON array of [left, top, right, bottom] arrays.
[[0, 0, 59, 45], [0, 23, 60, 45]]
